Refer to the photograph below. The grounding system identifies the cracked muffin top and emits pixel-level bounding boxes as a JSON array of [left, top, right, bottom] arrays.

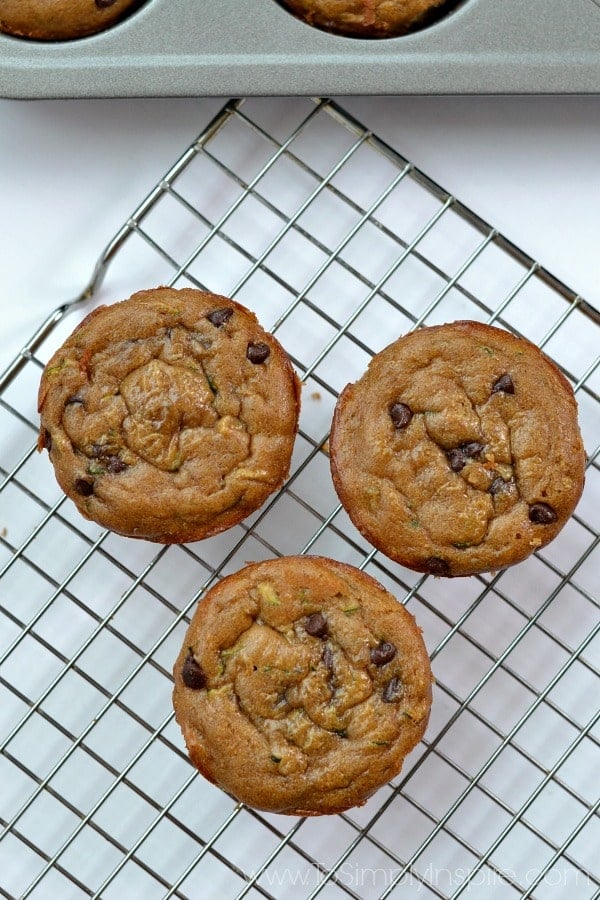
[[38, 288, 301, 543], [172, 556, 432, 815], [330, 321, 586, 577], [0, 0, 141, 40], [278, 0, 454, 38]]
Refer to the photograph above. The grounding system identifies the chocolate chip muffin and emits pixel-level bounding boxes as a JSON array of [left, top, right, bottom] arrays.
[[0, 0, 142, 41], [38, 288, 301, 543], [278, 0, 455, 38], [330, 321, 586, 577], [173, 556, 433, 815]]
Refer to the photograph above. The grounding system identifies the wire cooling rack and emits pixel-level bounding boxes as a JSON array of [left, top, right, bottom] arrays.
[[1, 97, 599, 900]]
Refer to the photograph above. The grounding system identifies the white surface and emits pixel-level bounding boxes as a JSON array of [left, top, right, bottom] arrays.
[[1, 95, 600, 377], [1, 95, 599, 898]]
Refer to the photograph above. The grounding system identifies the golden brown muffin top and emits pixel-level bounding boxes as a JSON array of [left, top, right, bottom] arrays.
[[38, 288, 300, 543], [330, 321, 586, 577], [0, 0, 141, 40], [280, 0, 451, 38], [173, 556, 432, 815]]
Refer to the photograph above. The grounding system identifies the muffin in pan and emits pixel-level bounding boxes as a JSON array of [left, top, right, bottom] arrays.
[[173, 556, 433, 815], [329, 321, 586, 577], [0, 0, 143, 41], [278, 0, 455, 38], [38, 287, 301, 543]]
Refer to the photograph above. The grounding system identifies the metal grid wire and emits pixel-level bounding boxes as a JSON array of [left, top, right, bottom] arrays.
[[1, 97, 599, 900]]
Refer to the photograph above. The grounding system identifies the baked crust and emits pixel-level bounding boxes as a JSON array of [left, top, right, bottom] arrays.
[[173, 556, 433, 815], [280, 0, 451, 38], [38, 288, 301, 543], [329, 321, 586, 577], [0, 0, 141, 40]]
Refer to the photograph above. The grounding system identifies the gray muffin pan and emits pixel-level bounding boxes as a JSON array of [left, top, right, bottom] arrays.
[[2, 0, 600, 98]]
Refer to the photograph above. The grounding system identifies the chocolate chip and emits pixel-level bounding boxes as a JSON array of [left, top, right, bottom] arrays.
[[426, 557, 451, 577], [447, 449, 467, 472], [492, 373, 515, 395], [206, 307, 233, 328], [75, 478, 93, 497], [461, 441, 484, 458], [322, 645, 334, 673], [246, 342, 270, 364], [106, 456, 127, 473], [390, 402, 413, 430], [382, 676, 403, 703], [182, 651, 206, 690], [95, 0, 117, 7], [370, 641, 397, 666], [529, 502, 558, 525], [448, 441, 484, 472], [89, 443, 127, 474], [305, 612, 328, 638], [490, 476, 507, 495]]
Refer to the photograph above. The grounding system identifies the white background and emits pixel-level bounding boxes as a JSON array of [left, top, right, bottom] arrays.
[[1, 93, 600, 900], [1, 94, 600, 375]]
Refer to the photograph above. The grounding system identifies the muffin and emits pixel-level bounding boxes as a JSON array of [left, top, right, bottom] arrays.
[[38, 287, 301, 543], [0, 0, 142, 41], [329, 321, 586, 577], [278, 0, 456, 38], [172, 556, 433, 815]]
